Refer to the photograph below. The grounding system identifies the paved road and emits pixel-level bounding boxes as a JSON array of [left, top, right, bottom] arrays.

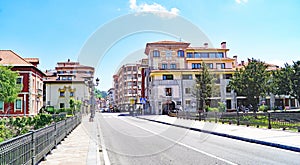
[[92, 112, 300, 165]]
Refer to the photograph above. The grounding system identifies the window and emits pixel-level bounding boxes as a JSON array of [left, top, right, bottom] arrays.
[[153, 50, 160, 57], [60, 91, 65, 97], [177, 50, 184, 57], [195, 74, 201, 80], [226, 86, 231, 93], [170, 64, 176, 69], [207, 63, 213, 69], [216, 63, 225, 69], [194, 52, 201, 58], [185, 88, 191, 94], [127, 67, 132, 71], [217, 52, 224, 58], [163, 74, 173, 80], [209, 53, 217, 58], [60, 103, 65, 109], [185, 100, 191, 105], [165, 88, 172, 96], [70, 92, 74, 97], [0, 101, 3, 111], [15, 99, 22, 111], [223, 74, 233, 79], [16, 77, 22, 84], [162, 64, 168, 69], [187, 52, 193, 58], [176, 101, 181, 105], [201, 53, 209, 58], [182, 74, 193, 80], [192, 63, 201, 69]]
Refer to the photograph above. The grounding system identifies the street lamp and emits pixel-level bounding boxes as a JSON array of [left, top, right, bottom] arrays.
[[85, 77, 99, 122]]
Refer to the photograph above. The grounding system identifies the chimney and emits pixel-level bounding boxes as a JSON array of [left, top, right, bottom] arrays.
[[204, 43, 208, 49], [221, 41, 226, 49], [233, 55, 238, 67], [241, 60, 244, 66]]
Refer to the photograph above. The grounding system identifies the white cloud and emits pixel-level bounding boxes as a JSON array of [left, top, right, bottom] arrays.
[[235, 0, 248, 4], [129, 0, 180, 17]]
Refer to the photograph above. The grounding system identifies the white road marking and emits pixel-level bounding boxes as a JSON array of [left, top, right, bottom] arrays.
[[96, 116, 111, 165], [120, 117, 238, 165]]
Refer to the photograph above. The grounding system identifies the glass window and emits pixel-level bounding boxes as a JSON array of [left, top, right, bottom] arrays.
[[187, 52, 193, 58], [216, 63, 226, 69], [201, 53, 209, 58], [162, 64, 168, 69], [182, 74, 193, 80], [192, 63, 201, 69], [194, 52, 201, 58], [217, 52, 224, 58], [70, 92, 74, 97], [185, 100, 191, 105], [223, 74, 233, 79], [185, 88, 191, 94], [163, 74, 173, 80], [177, 50, 184, 57], [60, 103, 65, 109], [226, 86, 231, 93], [165, 88, 172, 96], [0, 101, 3, 111], [60, 91, 65, 97], [15, 99, 22, 110], [153, 50, 160, 57], [207, 63, 213, 69], [170, 64, 176, 69], [209, 53, 217, 58], [16, 77, 22, 84]]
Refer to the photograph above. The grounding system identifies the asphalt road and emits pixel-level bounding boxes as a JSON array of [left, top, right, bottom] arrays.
[[94, 112, 300, 165]]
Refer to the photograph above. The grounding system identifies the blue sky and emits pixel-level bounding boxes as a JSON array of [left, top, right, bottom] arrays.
[[0, 0, 299, 91]]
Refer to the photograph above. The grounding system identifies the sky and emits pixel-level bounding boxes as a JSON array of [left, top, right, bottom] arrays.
[[0, 0, 299, 91]]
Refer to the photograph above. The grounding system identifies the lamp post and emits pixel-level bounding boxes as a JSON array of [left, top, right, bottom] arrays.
[[85, 77, 99, 122]]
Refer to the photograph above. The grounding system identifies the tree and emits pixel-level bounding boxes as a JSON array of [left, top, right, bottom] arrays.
[[273, 61, 300, 107], [193, 62, 214, 112], [228, 58, 271, 113], [270, 63, 293, 108], [0, 65, 21, 114]]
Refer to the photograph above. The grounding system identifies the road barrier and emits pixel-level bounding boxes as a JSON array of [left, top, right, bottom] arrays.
[[177, 111, 300, 132], [0, 114, 82, 165]]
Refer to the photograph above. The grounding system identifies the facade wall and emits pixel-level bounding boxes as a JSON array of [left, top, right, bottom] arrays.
[[46, 82, 88, 109]]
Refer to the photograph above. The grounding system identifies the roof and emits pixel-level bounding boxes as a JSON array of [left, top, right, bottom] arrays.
[[0, 50, 34, 66], [145, 40, 191, 55]]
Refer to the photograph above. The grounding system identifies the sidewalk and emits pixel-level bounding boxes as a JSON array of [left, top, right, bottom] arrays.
[[39, 115, 101, 165], [137, 115, 300, 152]]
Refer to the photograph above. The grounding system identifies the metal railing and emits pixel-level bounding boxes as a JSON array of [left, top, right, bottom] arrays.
[[0, 114, 82, 165], [177, 111, 300, 132]]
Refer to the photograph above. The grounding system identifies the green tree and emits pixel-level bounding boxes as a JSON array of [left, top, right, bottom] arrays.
[[271, 63, 293, 108], [193, 62, 214, 112], [0, 65, 21, 114], [229, 58, 271, 113], [273, 61, 300, 106]]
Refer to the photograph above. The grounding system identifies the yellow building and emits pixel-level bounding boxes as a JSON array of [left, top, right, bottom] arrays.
[[143, 41, 237, 114]]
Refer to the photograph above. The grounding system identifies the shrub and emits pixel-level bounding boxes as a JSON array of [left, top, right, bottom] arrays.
[[259, 105, 269, 112]]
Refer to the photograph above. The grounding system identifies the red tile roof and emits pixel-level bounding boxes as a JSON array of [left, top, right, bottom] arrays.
[[0, 50, 34, 66]]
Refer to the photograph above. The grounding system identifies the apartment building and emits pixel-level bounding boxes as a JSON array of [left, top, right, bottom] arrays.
[[113, 64, 142, 111], [44, 59, 95, 111], [0, 50, 45, 116], [143, 41, 237, 114]]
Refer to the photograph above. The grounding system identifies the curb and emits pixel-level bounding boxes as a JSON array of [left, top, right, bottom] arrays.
[[136, 116, 300, 153]]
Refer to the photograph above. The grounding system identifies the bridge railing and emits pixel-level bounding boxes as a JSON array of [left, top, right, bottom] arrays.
[[0, 113, 82, 165], [177, 111, 300, 132]]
